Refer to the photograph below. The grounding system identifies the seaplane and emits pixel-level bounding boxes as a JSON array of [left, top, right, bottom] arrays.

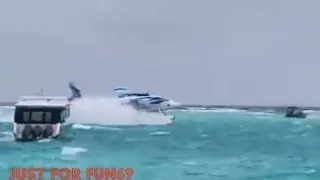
[[68, 83, 179, 120], [113, 87, 181, 119], [12, 82, 81, 142]]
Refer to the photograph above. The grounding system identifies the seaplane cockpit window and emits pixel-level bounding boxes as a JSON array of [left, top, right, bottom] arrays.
[[127, 93, 149, 97], [23, 111, 30, 122]]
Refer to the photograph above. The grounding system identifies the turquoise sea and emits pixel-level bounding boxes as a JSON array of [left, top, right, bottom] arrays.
[[1, 106, 320, 180]]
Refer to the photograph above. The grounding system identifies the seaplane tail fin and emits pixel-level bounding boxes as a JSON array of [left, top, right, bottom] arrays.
[[68, 82, 82, 101], [113, 87, 130, 98]]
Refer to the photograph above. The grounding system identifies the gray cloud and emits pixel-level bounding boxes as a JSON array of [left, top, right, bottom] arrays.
[[0, 0, 319, 105]]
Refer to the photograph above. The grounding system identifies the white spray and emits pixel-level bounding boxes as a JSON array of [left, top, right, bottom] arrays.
[[68, 96, 172, 125]]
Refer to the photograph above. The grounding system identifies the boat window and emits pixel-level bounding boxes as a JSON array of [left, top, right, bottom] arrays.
[[23, 111, 30, 122], [66, 107, 70, 117], [44, 112, 52, 122], [15, 107, 66, 124], [61, 110, 66, 120], [31, 112, 44, 122]]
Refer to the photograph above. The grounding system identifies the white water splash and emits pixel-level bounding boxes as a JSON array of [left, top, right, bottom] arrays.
[[69, 96, 172, 126]]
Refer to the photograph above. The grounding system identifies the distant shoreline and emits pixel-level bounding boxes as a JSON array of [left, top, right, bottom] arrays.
[[0, 102, 15, 106], [2, 101, 320, 111]]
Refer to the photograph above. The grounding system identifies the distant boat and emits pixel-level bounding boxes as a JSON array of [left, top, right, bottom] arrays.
[[285, 106, 307, 119]]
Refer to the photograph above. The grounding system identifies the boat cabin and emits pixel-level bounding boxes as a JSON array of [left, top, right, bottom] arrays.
[[14, 96, 70, 123], [285, 106, 306, 118], [13, 96, 71, 141]]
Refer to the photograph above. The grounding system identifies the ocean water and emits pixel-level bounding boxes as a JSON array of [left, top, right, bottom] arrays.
[[1, 98, 320, 180]]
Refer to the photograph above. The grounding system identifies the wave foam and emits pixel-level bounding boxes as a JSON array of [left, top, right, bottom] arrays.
[[69, 96, 172, 126]]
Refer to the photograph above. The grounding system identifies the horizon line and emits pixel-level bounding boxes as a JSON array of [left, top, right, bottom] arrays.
[[0, 101, 320, 109]]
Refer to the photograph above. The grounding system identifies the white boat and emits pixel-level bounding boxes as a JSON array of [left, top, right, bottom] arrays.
[[13, 96, 71, 141]]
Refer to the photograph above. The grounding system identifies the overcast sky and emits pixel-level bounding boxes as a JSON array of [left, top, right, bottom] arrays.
[[0, 0, 319, 106]]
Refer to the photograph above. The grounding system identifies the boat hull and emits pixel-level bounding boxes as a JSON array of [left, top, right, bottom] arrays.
[[13, 123, 65, 141]]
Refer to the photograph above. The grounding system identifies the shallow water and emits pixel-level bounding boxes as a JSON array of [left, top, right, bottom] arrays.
[[1, 108, 320, 179]]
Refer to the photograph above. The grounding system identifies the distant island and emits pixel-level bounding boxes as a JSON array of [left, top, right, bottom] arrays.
[[2, 101, 320, 112], [0, 102, 15, 106]]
